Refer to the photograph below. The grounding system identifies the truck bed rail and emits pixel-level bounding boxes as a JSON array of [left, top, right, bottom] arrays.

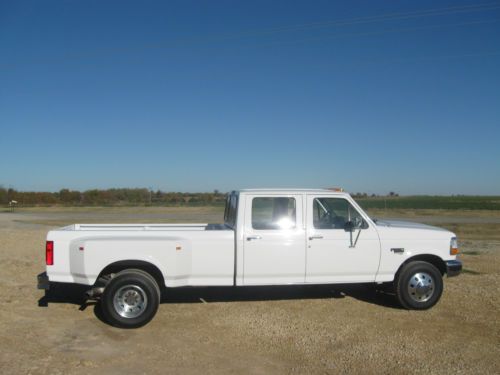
[[71, 223, 211, 231]]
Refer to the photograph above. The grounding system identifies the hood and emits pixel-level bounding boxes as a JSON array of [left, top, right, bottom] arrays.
[[374, 219, 449, 232]]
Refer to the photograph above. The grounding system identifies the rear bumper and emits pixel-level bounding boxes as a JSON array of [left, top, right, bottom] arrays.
[[37, 272, 50, 290], [446, 260, 462, 277]]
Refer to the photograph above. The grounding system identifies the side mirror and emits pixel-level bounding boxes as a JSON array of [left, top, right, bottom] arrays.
[[344, 221, 355, 232]]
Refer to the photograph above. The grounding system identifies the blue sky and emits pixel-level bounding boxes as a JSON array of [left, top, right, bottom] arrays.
[[1, 1, 499, 194]]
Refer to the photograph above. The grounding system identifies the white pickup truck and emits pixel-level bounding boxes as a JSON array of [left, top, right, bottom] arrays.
[[38, 189, 462, 328]]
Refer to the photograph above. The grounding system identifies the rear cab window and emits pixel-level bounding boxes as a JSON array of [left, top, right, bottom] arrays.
[[224, 192, 238, 228], [252, 197, 296, 230]]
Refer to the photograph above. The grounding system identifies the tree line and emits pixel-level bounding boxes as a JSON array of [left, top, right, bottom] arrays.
[[0, 187, 227, 206], [1, 187, 497, 210], [351, 192, 399, 198], [0, 186, 403, 207]]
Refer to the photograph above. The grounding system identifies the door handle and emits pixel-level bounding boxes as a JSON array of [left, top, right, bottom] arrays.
[[246, 235, 262, 241], [309, 235, 323, 240]]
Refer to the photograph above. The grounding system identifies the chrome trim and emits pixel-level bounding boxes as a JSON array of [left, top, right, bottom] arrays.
[[309, 235, 323, 240], [113, 284, 148, 319], [246, 235, 262, 241], [407, 272, 435, 303]]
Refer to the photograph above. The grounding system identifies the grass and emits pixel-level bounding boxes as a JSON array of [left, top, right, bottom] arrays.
[[436, 223, 500, 241], [355, 196, 500, 210], [3, 195, 500, 210], [4, 205, 224, 214], [461, 251, 481, 256]]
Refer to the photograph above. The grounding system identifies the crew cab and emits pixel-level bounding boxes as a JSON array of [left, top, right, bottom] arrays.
[[38, 189, 462, 328]]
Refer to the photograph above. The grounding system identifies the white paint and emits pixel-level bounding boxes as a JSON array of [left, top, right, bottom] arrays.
[[45, 189, 457, 288]]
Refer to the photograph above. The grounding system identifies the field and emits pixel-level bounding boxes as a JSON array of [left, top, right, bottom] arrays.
[[0, 206, 499, 374], [356, 195, 500, 210]]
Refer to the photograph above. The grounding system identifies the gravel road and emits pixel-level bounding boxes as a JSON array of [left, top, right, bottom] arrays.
[[0, 208, 499, 374]]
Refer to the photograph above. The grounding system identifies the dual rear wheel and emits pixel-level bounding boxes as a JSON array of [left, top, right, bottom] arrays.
[[100, 269, 160, 328]]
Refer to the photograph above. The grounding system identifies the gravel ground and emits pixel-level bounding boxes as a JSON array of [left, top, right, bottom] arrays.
[[0, 208, 499, 374]]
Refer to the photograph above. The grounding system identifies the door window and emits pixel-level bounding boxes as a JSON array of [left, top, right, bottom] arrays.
[[252, 197, 296, 230], [312, 198, 367, 230]]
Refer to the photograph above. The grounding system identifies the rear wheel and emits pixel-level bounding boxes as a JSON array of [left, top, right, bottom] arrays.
[[395, 261, 443, 310], [100, 269, 160, 328]]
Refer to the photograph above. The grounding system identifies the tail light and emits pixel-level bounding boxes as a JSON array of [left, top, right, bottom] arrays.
[[46, 241, 54, 265]]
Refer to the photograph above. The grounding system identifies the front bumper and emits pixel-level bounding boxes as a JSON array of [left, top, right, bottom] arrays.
[[37, 272, 50, 290], [446, 260, 462, 277]]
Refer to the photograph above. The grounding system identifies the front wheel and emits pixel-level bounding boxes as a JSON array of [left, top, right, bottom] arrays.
[[395, 261, 443, 310], [100, 269, 160, 328]]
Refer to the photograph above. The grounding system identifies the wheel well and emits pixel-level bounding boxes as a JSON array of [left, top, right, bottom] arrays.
[[396, 254, 447, 280], [97, 260, 165, 291]]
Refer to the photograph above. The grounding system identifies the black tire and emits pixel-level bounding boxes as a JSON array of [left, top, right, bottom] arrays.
[[100, 269, 160, 328], [395, 261, 443, 310]]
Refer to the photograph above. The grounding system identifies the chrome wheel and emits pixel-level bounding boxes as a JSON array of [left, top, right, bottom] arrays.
[[113, 285, 148, 318], [407, 272, 435, 303]]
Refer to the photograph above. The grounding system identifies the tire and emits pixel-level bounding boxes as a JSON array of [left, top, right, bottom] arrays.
[[395, 261, 443, 310], [100, 269, 161, 328]]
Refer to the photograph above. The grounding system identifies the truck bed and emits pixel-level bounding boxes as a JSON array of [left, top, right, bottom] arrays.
[[47, 223, 235, 287]]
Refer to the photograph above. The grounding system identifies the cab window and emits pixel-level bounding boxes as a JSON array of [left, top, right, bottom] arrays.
[[312, 198, 367, 230], [252, 197, 296, 230], [224, 193, 238, 228]]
